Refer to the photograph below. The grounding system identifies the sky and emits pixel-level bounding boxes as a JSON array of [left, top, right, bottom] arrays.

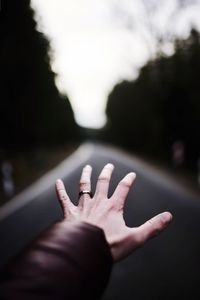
[[31, 0, 200, 128]]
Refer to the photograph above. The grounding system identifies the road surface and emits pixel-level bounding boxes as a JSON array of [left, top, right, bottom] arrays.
[[0, 143, 200, 300]]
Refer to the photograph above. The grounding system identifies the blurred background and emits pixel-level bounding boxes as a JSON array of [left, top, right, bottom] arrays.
[[0, 0, 200, 205]]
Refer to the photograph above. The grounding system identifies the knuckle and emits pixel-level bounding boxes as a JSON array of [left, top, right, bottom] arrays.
[[148, 218, 163, 235], [98, 175, 109, 183], [79, 180, 89, 188], [157, 217, 165, 230], [61, 195, 67, 201], [147, 219, 154, 225], [132, 230, 144, 246], [59, 192, 67, 201], [107, 200, 115, 211], [119, 180, 131, 189]]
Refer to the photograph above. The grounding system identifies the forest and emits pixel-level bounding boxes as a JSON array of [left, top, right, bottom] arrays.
[[105, 29, 200, 172]]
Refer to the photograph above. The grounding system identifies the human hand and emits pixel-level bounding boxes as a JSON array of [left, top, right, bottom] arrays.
[[55, 164, 172, 262]]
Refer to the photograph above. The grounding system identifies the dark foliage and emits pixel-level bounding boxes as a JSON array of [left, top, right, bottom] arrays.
[[0, 0, 79, 152], [105, 29, 200, 170]]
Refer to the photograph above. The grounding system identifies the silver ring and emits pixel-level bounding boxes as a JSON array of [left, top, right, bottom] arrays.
[[78, 190, 93, 198]]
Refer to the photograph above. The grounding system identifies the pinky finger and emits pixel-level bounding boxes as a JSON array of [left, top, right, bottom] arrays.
[[55, 179, 75, 218]]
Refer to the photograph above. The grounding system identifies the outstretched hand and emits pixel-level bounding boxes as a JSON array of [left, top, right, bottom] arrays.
[[55, 164, 172, 262]]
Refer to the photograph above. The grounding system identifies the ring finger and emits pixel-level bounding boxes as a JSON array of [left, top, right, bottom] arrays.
[[78, 165, 92, 207]]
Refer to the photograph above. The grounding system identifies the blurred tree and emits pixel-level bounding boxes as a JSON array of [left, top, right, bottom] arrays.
[[162, 29, 200, 168], [0, 0, 78, 152], [105, 28, 200, 170]]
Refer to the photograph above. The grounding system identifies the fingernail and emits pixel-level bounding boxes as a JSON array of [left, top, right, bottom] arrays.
[[160, 212, 173, 223], [56, 179, 63, 186], [85, 164, 92, 169], [106, 163, 114, 169], [127, 172, 136, 179]]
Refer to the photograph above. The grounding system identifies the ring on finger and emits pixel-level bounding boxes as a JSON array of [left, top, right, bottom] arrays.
[[78, 190, 93, 199]]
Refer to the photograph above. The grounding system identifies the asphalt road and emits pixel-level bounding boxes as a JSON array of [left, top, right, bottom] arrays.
[[0, 143, 200, 300]]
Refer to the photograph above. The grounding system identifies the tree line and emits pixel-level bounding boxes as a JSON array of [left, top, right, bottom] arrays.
[[0, 0, 79, 155], [105, 29, 200, 171]]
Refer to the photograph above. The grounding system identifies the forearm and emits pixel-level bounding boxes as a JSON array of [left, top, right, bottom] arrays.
[[0, 221, 113, 300]]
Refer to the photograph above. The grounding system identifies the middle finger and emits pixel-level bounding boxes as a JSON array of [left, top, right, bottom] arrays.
[[94, 163, 114, 198]]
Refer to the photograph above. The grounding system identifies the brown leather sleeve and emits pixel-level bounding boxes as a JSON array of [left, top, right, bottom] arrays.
[[0, 221, 113, 300]]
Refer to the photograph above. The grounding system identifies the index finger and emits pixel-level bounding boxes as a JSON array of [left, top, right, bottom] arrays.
[[111, 172, 136, 209], [94, 163, 114, 197]]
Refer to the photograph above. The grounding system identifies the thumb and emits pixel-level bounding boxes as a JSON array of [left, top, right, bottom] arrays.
[[135, 211, 173, 246]]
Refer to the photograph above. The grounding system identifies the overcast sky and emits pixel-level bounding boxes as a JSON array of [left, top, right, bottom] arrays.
[[31, 0, 200, 128]]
